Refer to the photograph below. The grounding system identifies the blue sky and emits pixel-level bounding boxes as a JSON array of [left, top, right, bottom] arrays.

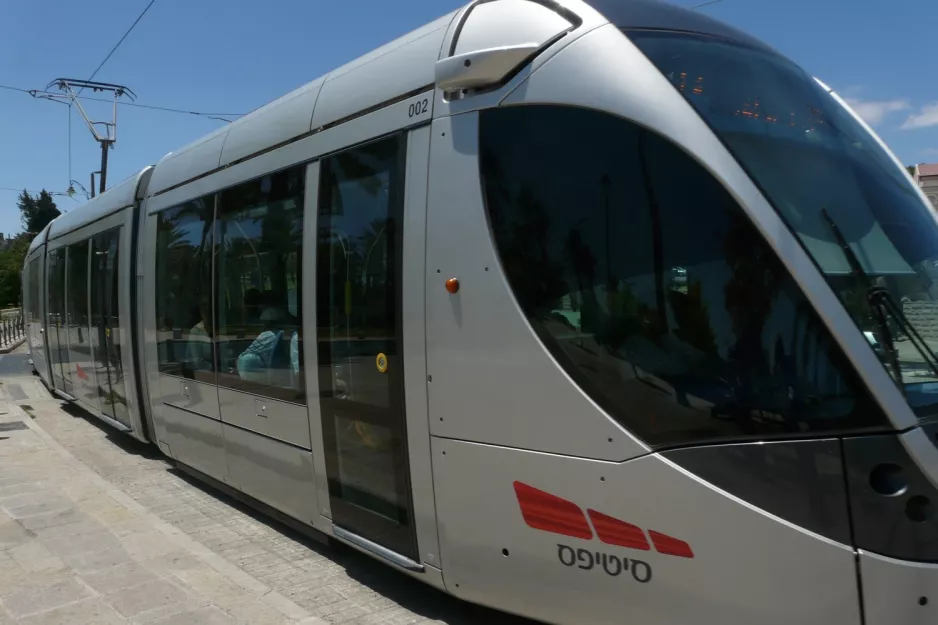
[[1, 0, 934, 236]]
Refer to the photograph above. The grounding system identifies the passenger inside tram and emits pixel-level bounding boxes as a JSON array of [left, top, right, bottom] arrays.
[[235, 290, 301, 388], [184, 295, 214, 373]]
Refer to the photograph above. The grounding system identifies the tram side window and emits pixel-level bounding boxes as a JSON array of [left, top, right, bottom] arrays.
[[215, 166, 306, 403], [155, 197, 216, 380], [479, 105, 891, 448]]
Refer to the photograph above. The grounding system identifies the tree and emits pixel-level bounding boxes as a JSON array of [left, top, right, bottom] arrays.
[[0, 234, 31, 307], [17, 189, 61, 235], [907, 165, 917, 178]]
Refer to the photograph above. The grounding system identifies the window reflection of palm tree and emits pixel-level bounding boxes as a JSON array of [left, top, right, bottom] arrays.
[[360, 218, 388, 331], [721, 209, 786, 431], [637, 136, 669, 339]]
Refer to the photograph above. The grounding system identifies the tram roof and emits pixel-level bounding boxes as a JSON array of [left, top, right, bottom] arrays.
[[46, 167, 153, 242], [146, 9, 459, 197]]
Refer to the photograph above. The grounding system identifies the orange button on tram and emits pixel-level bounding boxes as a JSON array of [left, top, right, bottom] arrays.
[[445, 278, 460, 294]]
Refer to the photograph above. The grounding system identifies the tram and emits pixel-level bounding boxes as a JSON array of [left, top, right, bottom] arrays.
[[20, 1, 938, 623]]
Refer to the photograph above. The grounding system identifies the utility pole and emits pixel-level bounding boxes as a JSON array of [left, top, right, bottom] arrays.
[[36, 79, 136, 196]]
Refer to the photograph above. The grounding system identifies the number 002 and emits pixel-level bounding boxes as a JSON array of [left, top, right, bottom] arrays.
[[408, 98, 429, 118]]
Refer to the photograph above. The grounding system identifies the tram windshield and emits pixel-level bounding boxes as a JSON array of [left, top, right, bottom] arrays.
[[629, 29, 938, 422]]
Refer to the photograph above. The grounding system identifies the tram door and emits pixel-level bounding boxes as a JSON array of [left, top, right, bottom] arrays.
[[91, 228, 131, 427], [65, 241, 97, 406], [46, 247, 69, 393], [316, 134, 418, 560]]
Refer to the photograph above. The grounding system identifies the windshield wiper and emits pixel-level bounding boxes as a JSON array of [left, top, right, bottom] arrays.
[[822, 209, 938, 391]]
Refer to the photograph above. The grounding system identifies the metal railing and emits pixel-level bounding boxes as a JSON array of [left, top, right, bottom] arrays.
[[0, 310, 25, 346]]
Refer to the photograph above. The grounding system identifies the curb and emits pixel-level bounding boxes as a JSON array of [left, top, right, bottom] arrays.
[[8, 401, 327, 625]]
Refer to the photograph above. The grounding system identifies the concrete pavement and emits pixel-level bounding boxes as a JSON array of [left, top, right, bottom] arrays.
[[0, 348, 534, 625]]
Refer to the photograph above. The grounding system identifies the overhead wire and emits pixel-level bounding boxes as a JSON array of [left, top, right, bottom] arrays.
[[0, 84, 30, 94], [0, 186, 71, 196], [0, 83, 244, 120], [690, 0, 726, 9], [81, 0, 158, 91], [72, 94, 242, 120]]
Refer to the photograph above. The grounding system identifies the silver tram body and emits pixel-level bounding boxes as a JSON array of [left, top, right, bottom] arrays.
[[20, 1, 938, 623]]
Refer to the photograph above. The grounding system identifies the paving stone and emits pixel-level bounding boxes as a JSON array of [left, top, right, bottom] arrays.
[[61, 545, 134, 572], [1, 576, 94, 618], [223, 597, 295, 625], [7, 541, 65, 573], [150, 605, 236, 625], [120, 530, 180, 559], [41, 529, 122, 557], [0, 475, 34, 488], [0, 551, 28, 591], [0, 482, 51, 499], [32, 518, 105, 540], [170, 565, 244, 600], [128, 597, 212, 625], [4, 498, 73, 519], [90, 503, 141, 528], [106, 579, 190, 618], [77, 493, 125, 513], [0, 491, 67, 511], [18, 508, 93, 531], [17, 597, 126, 625], [81, 561, 159, 594], [0, 518, 32, 549]]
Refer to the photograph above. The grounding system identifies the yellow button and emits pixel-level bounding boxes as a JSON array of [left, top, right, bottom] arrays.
[[376, 353, 388, 373]]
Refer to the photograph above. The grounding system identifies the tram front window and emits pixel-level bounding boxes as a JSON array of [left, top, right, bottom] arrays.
[[629, 30, 938, 422], [479, 105, 892, 448]]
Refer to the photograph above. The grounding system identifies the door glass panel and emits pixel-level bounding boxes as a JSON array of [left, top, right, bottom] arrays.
[[215, 166, 306, 403], [317, 135, 416, 558], [91, 233, 114, 420], [155, 197, 216, 382], [27, 257, 45, 369], [66, 240, 95, 406], [91, 228, 129, 425], [47, 248, 66, 390], [104, 230, 129, 424]]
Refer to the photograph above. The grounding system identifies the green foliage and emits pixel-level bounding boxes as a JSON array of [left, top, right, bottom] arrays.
[[907, 165, 917, 178], [17, 189, 61, 235], [0, 234, 31, 308], [0, 189, 60, 308]]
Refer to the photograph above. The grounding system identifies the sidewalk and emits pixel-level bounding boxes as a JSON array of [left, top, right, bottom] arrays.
[[0, 386, 325, 624], [0, 349, 529, 625]]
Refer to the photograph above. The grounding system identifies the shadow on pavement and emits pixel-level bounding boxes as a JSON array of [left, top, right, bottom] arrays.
[[50, 398, 541, 625], [167, 466, 541, 625], [59, 401, 165, 460]]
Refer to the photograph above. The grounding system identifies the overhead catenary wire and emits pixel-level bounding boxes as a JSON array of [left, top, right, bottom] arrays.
[[0, 83, 244, 120], [82, 0, 158, 90], [0, 186, 71, 196], [75, 94, 241, 121], [690, 0, 726, 9]]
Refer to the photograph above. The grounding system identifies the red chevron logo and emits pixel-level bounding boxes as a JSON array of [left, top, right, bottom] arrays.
[[512, 481, 694, 559]]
